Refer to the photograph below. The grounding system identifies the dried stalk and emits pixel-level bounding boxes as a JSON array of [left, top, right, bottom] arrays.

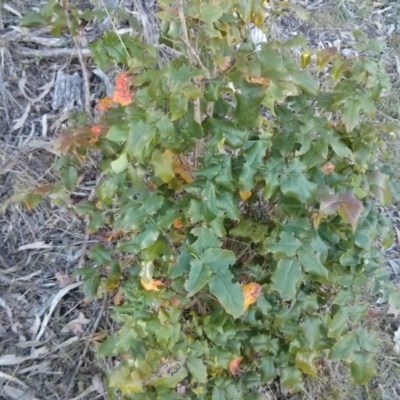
[[61, 0, 93, 120]]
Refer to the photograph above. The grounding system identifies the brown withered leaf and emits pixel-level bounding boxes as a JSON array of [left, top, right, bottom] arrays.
[[53, 126, 93, 154], [173, 155, 194, 183]]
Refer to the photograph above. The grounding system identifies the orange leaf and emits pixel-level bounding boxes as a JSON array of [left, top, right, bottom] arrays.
[[239, 190, 252, 201], [229, 357, 243, 376], [140, 278, 164, 291], [173, 218, 184, 229], [101, 231, 124, 241], [112, 72, 134, 106], [113, 287, 124, 305], [173, 155, 194, 183], [96, 96, 114, 112], [321, 162, 335, 175], [242, 283, 262, 311], [247, 76, 270, 86]]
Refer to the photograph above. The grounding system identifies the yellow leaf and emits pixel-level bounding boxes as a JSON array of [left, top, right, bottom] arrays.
[[140, 278, 164, 291], [239, 190, 252, 201], [312, 212, 322, 229], [242, 283, 262, 310]]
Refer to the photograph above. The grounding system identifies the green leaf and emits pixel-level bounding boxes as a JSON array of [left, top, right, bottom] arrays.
[[281, 366, 303, 388], [357, 327, 379, 353], [200, 4, 223, 24], [111, 153, 128, 174], [109, 366, 143, 394], [350, 351, 376, 385], [295, 352, 318, 377], [185, 259, 211, 297], [190, 227, 222, 256], [368, 171, 391, 205], [115, 205, 147, 231], [329, 331, 359, 360], [279, 159, 317, 203], [260, 357, 275, 384], [216, 190, 240, 220], [170, 92, 188, 121], [297, 247, 328, 279], [233, 78, 266, 129], [271, 258, 302, 300], [263, 158, 285, 199], [104, 260, 121, 289], [127, 120, 157, 162], [290, 69, 319, 94], [153, 367, 187, 388], [83, 271, 101, 300], [187, 354, 208, 383], [343, 98, 362, 132], [106, 125, 129, 142], [89, 244, 112, 265], [151, 149, 175, 183], [20, 12, 48, 26], [264, 232, 301, 257], [209, 270, 244, 318], [203, 181, 219, 221], [328, 307, 349, 338], [201, 248, 236, 273], [61, 166, 78, 191]]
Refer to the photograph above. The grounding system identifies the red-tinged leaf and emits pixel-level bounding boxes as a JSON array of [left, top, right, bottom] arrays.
[[54, 127, 94, 154], [319, 193, 363, 230], [319, 194, 340, 215], [229, 357, 243, 376], [316, 47, 338, 70], [368, 170, 391, 205], [337, 193, 363, 231]]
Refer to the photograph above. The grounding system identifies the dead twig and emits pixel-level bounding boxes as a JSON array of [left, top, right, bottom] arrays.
[[17, 47, 92, 58], [61, 0, 93, 120]]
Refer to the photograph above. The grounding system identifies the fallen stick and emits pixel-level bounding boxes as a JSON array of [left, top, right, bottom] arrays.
[[17, 47, 92, 58]]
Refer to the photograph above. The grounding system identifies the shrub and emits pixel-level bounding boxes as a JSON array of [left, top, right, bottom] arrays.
[[20, 0, 400, 398]]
